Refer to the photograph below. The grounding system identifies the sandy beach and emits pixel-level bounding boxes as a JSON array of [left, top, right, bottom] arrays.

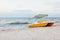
[[0, 24, 60, 40]]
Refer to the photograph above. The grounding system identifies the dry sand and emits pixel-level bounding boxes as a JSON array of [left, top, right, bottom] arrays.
[[0, 25, 60, 40]]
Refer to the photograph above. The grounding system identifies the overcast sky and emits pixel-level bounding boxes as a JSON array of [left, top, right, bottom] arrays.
[[0, 0, 60, 17]]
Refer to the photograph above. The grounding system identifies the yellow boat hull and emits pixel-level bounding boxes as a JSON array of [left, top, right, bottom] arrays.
[[29, 23, 48, 28]]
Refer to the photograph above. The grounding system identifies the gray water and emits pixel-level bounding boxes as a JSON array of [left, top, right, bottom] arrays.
[[0, 17, 60, 30]]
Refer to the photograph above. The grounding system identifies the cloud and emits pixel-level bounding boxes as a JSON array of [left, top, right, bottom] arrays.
[[0, 0, 60, 17]]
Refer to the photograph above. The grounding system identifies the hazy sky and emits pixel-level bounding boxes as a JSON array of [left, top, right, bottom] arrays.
[[0, 0, 60, 17]]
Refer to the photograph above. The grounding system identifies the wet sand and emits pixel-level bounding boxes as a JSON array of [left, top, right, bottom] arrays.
[[0, 24, 60, 40]]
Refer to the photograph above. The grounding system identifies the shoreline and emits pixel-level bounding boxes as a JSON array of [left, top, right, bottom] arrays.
[[0, 24, 59, 32]]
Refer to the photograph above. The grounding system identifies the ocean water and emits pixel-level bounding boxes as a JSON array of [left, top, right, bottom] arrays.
[[0, 17, 60, 30]]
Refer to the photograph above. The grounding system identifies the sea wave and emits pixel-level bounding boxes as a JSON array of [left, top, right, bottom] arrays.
[[7, 21, 30, 25], [0, 17, 60, 30]]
